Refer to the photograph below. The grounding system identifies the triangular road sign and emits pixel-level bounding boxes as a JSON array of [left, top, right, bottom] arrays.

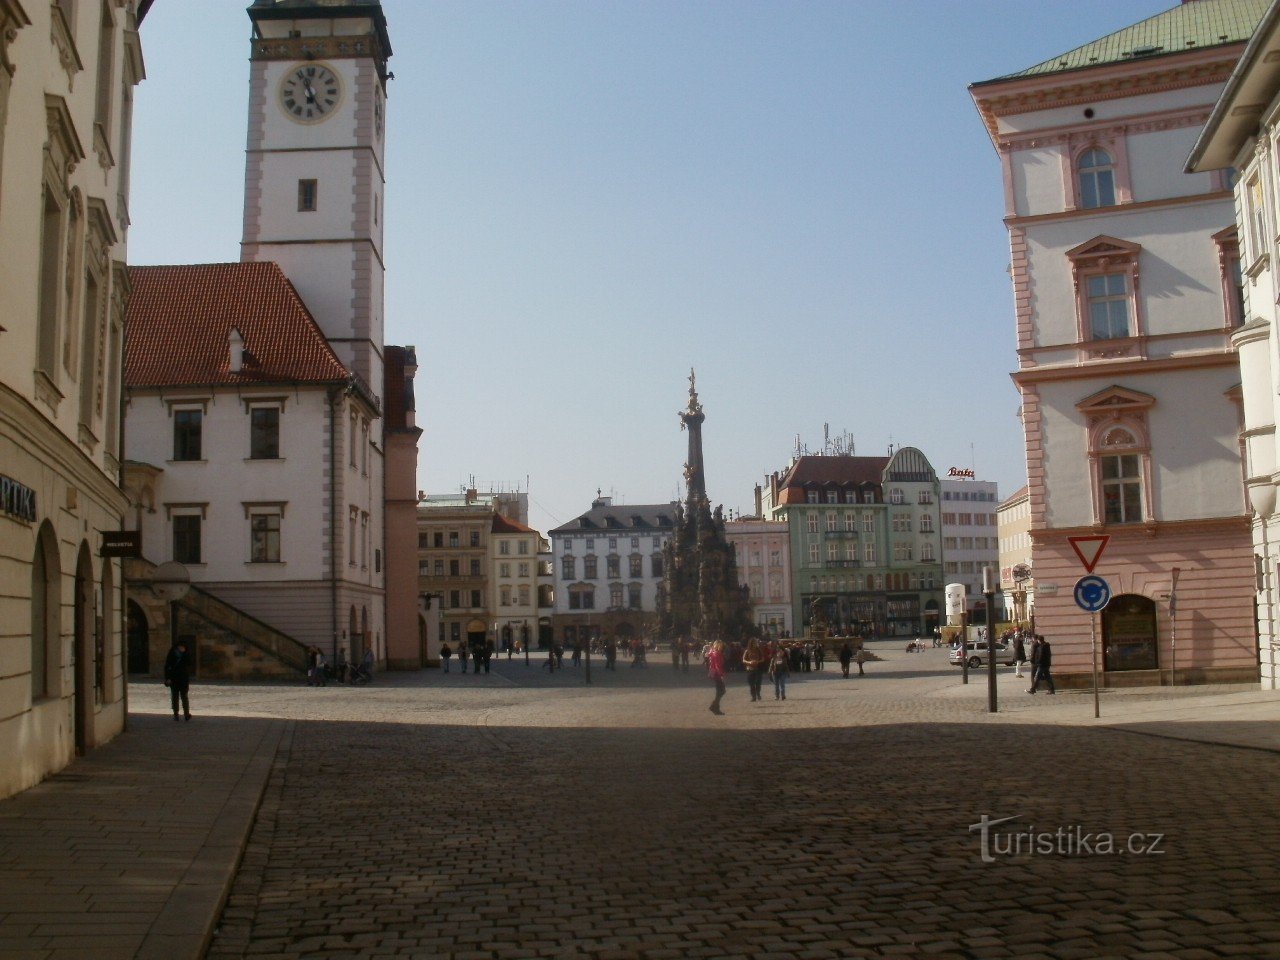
[[1068, 535, 1110, 573]]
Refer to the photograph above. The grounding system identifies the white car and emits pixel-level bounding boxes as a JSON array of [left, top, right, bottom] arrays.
[[948, 639, 1016, 669]]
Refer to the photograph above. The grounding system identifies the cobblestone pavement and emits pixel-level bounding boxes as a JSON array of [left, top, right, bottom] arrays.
[[131, 643, 1280, 960]]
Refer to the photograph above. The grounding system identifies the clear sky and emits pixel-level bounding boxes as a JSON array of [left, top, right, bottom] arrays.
[[128, 0, 1174, 534]]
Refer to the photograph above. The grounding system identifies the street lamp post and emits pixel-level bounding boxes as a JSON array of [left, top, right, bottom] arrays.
[[1169, 567, 1181, 687]]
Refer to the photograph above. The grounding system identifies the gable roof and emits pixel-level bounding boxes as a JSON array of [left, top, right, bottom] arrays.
[[492, 513, 538, 536], [978, 0, 1266, 84], [125, 262, 351, 389]]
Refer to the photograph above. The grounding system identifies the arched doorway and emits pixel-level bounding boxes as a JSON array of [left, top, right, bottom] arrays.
[[1103, 594, 1159, 672], [127, 600, 150, 674], [466, 618, 487, 649], [31, 522, 60, 704], [73, 544, 94, 756], [348, 605, 358, 662]]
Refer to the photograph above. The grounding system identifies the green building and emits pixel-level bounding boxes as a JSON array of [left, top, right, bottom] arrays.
[[762, 447, 944, 638]]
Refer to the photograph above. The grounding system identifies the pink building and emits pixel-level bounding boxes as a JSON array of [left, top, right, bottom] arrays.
[[970, 0, 1263, 686], [724, 518, 793, 637], [384, 346, 423, 670]]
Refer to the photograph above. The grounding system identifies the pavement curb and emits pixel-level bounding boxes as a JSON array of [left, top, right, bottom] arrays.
[[136, 719, 292, 960]]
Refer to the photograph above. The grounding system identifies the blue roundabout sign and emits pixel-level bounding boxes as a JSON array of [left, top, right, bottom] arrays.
[[1074, 575, 1112, 613]]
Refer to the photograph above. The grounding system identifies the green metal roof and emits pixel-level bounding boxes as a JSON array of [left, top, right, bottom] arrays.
[[983, 0, 1267, 84]]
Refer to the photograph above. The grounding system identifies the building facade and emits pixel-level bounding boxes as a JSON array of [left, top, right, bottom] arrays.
[[123, 263, 382, 671], [416, 497, 492, 653], [1190, 0, 1280, 689], [548, 498, 676, 647], [762, 448, 945, 638], [971, 0, 1264, 685], [0, 0, 151, 797], [996, 485, 1034, 625], [724, 519, 793, 637], [939, 477, 1001, 618], [490, 513, 543, 654]]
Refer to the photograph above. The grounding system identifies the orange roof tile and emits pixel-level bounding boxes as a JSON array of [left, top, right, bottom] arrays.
[[491, 513, 537, 535], [125, 262, 350, 388]]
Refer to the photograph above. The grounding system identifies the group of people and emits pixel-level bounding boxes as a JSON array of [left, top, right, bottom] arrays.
[[705, 635, 871, 715], [438, 640, 496, 674], [305, 645, 374, 686], [974, 628, 1055, 694]]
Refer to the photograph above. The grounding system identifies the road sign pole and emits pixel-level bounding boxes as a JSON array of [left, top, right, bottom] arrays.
[[984, 566, 997, 713], [1091, 613, 1100, 719]]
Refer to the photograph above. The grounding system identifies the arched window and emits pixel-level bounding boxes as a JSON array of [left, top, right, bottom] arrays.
[[31, 523, 60, 702], [1078, 148, 1116, 208]]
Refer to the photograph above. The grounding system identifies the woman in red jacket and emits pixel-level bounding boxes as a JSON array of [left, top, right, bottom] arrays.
[[706, 639, 727, 716]]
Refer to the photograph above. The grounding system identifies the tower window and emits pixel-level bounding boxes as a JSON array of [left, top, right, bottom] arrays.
[[298, 179, 317, 212]]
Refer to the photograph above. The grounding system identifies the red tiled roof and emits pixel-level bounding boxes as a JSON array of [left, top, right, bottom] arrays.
[[1000, 485, 1030, 508], [125, 263, 350, 388], [491, 513, 537, 535], [781, 455, 890, 488]]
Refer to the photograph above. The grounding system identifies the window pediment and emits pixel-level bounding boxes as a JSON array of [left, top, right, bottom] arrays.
[[45, 94, 85, 179], [1066, 235, 1142, 264], [0, 0, 31, 76], [1075, 385, 1156, 414]]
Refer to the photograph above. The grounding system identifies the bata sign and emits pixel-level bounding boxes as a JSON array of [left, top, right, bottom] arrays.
[[0, 474, 37, 523], [947, 468, 976, 479]]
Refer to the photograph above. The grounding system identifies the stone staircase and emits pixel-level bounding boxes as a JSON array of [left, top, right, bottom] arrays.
[[126, 558, 311, 681], [175, 584, 311, 680]]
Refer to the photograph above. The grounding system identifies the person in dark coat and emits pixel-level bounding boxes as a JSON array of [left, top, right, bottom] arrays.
[[1012, 631, 1027, 679], [1027, 634, 1055, 694], [838, 641, 854, 678], [164, 641, 193, 721]]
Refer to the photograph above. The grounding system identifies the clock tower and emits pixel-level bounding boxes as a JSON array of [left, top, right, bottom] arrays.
[[240, 0, 396, 667], [241, 0, 391, 393]]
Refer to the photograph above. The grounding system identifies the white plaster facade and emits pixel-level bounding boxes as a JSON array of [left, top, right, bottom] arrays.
[[124, 377, 383, 663], [971, 1, 1262, 686], [549, 498, 676, 642], [0, 0, 148, 798], [939, 478, 1001, 615], [490, 519, 544, 652], [1189, 0, 1280, 689]]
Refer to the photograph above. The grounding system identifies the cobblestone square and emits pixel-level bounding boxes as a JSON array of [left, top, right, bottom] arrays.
[[125, 642, 1280, 960]]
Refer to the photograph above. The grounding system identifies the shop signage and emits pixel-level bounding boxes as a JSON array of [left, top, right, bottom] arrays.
[[0, 474, 37, 523], [101, 530, 142, 558], [947, 468, 976, 479]]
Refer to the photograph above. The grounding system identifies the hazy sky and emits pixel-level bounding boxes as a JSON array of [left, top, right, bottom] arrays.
[[128, 0, 1174, 534]]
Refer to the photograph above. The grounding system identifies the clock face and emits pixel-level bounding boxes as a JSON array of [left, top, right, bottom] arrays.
[[279, 62, 343, 123]]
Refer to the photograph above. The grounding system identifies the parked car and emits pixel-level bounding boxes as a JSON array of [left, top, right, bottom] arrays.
[[949, 638, 1016, 669]]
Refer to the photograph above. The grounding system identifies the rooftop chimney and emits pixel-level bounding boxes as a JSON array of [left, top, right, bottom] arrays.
[[229, 328, 244, 373]]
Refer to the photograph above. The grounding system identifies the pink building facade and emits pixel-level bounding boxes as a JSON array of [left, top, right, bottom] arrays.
[[970, 0, 1263, 686], [724, 519, 793, 638]]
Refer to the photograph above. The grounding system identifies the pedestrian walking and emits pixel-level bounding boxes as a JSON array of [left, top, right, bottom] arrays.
[[482, 640, 493, 674], [1027, 634, 1055, 694], [741, 638, 766, 701], [706, 639, 727, 715], [1012, 631, 1026, 679], [459, 643, 469, 673], [769, 644, 790, 700], [572, 640, 582, 668], [440, 643, 452, 672], [855, 640, 868, 676], [164, 640, 193, 722], [838, 641, 853, 678], [814, 641, 826, 671]]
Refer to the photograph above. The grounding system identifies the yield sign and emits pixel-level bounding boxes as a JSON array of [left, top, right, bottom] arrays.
[[1068, 535, 1110, 573]]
